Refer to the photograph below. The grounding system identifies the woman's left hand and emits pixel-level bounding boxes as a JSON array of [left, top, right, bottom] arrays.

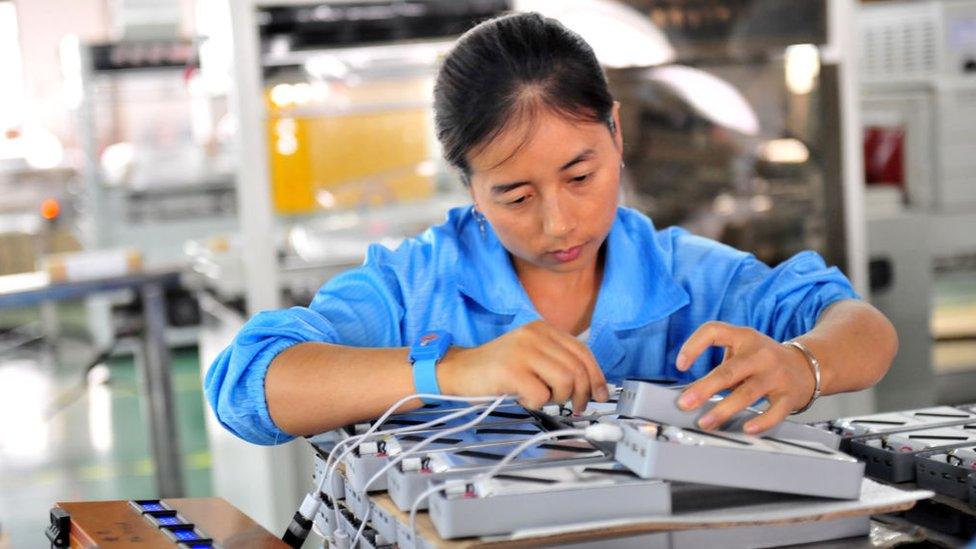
[[674, 321, 817, 434]]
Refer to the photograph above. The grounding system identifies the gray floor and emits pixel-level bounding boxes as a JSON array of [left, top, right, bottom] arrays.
[[0, 307, 211, 547]]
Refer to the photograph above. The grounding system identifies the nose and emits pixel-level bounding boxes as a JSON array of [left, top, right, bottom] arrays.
[[541, 190, 575, 239]]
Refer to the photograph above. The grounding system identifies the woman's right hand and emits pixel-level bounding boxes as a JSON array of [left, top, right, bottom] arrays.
[[437, 321, 609, 413]]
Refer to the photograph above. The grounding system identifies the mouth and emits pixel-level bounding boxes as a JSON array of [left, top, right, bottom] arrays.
[[549, 244, 585, 263]]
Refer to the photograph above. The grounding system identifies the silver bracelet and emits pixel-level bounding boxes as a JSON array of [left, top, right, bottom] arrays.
[[783, 339, 822, 415]]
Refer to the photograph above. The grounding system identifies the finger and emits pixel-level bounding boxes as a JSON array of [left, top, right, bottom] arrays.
[[676, 321, 744, 372], [719, 345, 735, 366], [534, 342, 591, 414], [516, 375, 552, 410], [742, 398, 793, 434], [568, 361, 590, 415], [544, 327, 607, 402], [678, 356, 755, 410], [695, 378, 767, 430], [530, 349, 578, 406]]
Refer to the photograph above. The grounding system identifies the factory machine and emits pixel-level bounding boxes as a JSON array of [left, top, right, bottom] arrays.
[[611, 0, 848, 274], [856, 0, 976, 409], [63, 38, 239, 266], [59, 37, 240, 350]]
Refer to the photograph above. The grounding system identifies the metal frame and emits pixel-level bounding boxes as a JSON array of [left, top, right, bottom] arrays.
[[0, 269, 185, 497]]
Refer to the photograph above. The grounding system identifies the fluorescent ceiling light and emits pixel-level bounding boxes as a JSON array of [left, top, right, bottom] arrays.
[[515, 0, 675, 68], [645, 64, 760, 136]]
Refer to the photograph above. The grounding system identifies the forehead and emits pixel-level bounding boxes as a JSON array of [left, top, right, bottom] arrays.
[[467, 108, 606, 178]]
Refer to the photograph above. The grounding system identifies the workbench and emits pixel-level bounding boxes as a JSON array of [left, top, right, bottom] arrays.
[[0, 268, 186, 497]]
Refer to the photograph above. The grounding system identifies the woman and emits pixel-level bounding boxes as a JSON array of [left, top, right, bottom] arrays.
[[206, 12, 897, 446]]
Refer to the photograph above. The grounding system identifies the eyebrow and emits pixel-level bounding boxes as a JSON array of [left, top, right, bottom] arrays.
[[489, 149, 597, 195]]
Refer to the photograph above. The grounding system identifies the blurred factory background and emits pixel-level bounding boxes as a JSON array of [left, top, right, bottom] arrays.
[[0, 0, 974, 546]]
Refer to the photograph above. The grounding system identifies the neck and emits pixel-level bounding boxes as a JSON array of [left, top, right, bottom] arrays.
[[512, 245, 605, 334]]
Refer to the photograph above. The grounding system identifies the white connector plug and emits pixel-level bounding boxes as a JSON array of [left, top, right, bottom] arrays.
[[584, 422, 624, 442]]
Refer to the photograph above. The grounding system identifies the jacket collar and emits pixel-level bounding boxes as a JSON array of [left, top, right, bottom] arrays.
[[455, 205, 689, 331], [456, 206, 530, 317]]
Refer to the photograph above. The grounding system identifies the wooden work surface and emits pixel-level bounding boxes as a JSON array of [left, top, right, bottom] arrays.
[[370, 490, 922, 548], [56, 498, 288, 548]]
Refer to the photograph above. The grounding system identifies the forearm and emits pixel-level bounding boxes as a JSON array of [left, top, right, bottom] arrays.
[[265, 342, 421, 436], [793, 299, 898, 396]]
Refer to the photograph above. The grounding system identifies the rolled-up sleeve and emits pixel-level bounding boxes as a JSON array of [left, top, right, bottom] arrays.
[[204, 244, 406, 445], [719, 250, 860, 342]]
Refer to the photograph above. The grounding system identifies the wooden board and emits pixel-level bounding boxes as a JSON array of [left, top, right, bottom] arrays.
[[55, 498, 288, 548]]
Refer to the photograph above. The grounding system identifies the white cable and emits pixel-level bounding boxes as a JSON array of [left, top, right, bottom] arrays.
[[323, 394, 503, 494], [326, 401, 492, 536], [323, 398, 493, 499], [325, 397, 505, 534], [352, 395, 510, 547], [408, 481, 462, 546], [479, 428, 586, 484], [479, 423, 624, 482], [312, 394, 506, 540]]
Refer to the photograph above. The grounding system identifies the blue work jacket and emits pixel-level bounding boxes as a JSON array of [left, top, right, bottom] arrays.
[[205, 206, 858, 444]]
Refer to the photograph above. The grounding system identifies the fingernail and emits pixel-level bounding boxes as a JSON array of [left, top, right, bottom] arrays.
[[676, 353, 687, 371], [698, 414, 715, 430], [744, 423, 760, 435], [678, 392, 695, 410]]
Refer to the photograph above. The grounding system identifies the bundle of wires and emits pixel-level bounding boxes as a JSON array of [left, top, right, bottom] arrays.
[[349, 395, 510, 546], [282, 393, 510, 548]]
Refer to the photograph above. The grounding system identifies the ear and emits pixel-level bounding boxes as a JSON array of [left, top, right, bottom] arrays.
[[611, 101, 623, 153]]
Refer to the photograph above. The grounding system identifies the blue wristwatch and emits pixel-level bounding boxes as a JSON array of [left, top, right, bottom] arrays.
[[409, 330, 453, 404]]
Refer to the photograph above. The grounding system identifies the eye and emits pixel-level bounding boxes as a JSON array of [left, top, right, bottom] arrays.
[[507, 195, 529, 207], [571, 173, 591, 183]]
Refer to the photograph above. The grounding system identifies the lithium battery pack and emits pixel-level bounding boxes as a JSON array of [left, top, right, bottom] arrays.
[[334, 501, 393, 548], [312, 495, 339, 541], [341, 490, 400, 543], [616, 379, 841, 449], [311, 450, 347, 501], [849, 424, 976, 482], [396, 519, 438, 549], [426, 460, 671, 539], [827, 406, 976, 440], [915, 446, 976, 500], [343, 419, 550, 494], [387, 436, 605, 511], [614, 419, 864, 499]]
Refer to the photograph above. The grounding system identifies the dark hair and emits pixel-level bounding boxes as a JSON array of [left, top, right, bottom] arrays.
[[433, 12, 615, 184]]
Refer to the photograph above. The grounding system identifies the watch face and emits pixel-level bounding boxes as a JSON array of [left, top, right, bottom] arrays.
[[411, 331, 452, 363]]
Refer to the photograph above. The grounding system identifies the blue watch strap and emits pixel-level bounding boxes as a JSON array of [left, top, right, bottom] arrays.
[[409, 331, 452, 404], [412, 358, 441, 404]]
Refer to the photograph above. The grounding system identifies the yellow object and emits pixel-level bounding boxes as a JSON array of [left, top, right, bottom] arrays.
[[265, 78, 436, 215]]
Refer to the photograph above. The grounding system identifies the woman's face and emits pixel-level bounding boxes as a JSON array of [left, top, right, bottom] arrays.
[[467, 103, 623, 276]]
